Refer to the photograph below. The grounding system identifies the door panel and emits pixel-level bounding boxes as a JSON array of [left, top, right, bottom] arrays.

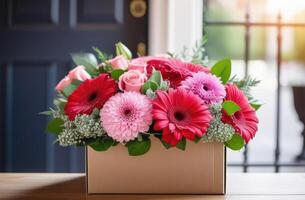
[[0, 0, 148, 172]]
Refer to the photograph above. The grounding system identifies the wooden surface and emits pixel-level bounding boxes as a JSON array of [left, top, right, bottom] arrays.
[[0, 173, 305, 200]]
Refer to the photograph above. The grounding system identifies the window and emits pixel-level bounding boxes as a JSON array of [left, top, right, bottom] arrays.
[[204, 0, 305, 172]]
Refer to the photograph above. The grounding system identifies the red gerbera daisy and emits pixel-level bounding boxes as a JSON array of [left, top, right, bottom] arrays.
[[221, 84, 259, 143], [152, 88, 212, 146], [147, 58, 209, 88], [65, 74, 117, 120]]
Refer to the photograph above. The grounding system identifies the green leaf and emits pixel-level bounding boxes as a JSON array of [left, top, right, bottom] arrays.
[[92, 47, 112, 62], [176, 138, 186, 151], [224, 134, 245, 151], [71, 53, 98, 76], [194, 136, 201, 144], [222, 100, 241, 116], [53, 98, 67, 112], [126, 137, 151, 156], [46, 118, 64, 135], [159, 81, 169, 91], [115, 42, 132, 60], [211, 58, 231, 84], [111, 69, 125, 80], [250, 100, 263, 110], [141, 81, 158, 93], [161, 140, 172, 149], [89, 138, 115, 151], [149, 70, 162, 85], [61, 79, 82, 97], [112, 141, 119, 146], [39, 110, 53, 116]]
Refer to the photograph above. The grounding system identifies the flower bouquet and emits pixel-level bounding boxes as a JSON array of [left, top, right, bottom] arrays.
[[42, 42, 261, 194]]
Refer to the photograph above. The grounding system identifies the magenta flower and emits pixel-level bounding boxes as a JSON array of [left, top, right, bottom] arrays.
[[100, 92, 152, 143], [180, 72, 226, 104]]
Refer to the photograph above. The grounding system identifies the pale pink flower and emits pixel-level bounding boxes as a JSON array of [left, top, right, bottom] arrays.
[[55, 65, 91, 92], [107, 55, 129, 70], [119, 70, 146, 92], [100, 92, 152, 143], [68, 65, 91, 81], [55, 76, 71, 92]]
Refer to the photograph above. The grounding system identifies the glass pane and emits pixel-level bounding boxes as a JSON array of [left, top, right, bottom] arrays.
[[247, 27, 278, 171], [268, 0, 305, 23], [280, 27, 305, 171], [204, 0, 245, 22], [204, 26, 245, 60], [249, 0, 305, 23], [205, 0, 305, 23]]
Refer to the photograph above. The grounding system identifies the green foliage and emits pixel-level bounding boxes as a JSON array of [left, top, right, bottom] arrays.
[[71, 53, 98, 76], [176, 138, 186, 151], [222, 100, 241, 116], [230, 75, 261, 110], [89, 138, 115, 151], [53, 98, 67, 113], [39, 110, 53, 116], [142, 81, 158, 94], [62, 79, 82, 97], [126, 137, 151, 156], [111, 69, 125, 80], [141, 70, 169, 95], [211, 58, 231, 84], [224, 134, 244, 151], [230, 75, 260, 101], [168, 36, 209, 65], [250, 100, 263, 111], [161, 140, 172, 149], [194, 136, 201, 143], [190, 36, 208, 65], [92, 47, 112, 62], [115, 42, 132, 60], [46, 118, 64, 135]]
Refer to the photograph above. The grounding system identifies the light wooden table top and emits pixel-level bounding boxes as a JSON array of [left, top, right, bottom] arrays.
[[0, 173, 304, 200]]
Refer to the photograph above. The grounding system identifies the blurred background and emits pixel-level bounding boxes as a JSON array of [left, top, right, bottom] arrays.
[[1, 0, 305, 173], [204, 0, 305, 172]]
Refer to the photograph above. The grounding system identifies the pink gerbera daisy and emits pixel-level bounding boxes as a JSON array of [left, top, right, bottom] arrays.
[[221, 84, 259, 143], [152, 88, 212, 146], [180, 72, 226, 104], [100, 92, 152, 143]]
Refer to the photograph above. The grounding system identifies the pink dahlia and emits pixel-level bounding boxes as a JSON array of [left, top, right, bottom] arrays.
[[180, 72, 226, 104], [152, 88, 212, 146], [100, 92, 152, 143], [221, 84, 259, 143]]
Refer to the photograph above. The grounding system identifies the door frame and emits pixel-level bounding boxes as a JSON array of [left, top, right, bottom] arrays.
[[148, 0, 203, 55]]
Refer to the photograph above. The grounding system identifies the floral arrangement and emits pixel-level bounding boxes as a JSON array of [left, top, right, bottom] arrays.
[[42, 42, 261, 156]]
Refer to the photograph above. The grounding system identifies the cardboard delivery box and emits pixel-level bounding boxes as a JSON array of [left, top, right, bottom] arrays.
[[86, 137, 226, 194]]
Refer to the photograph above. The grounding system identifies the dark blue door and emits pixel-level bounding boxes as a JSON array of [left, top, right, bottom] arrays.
[[0, 0, 148, 172]]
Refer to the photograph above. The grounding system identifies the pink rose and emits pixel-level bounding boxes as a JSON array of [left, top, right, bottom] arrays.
[[55, 65, 91, 92], [55, 76, 71, 92], [128, 58, 147, 73], [119, 70, 146, 92], [128, 56, 168, 73], [68, 65, 91, 81], [107, 55, 129, 70]]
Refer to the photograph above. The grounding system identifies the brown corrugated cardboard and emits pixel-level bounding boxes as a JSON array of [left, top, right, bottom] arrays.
[[86, 137, 226, 194]]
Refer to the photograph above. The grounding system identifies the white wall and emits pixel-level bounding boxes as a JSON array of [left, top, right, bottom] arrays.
[[149, 0, 203, 55]]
